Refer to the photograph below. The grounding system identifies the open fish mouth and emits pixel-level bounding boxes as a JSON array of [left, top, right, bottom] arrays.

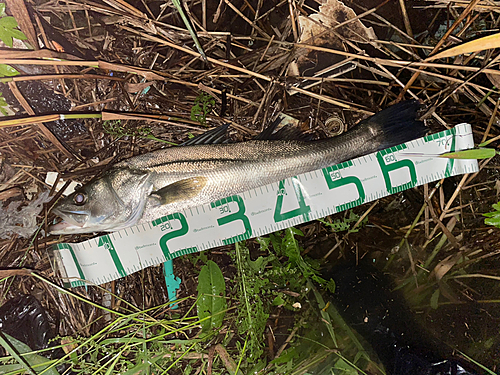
[[49, 210, 88, 234], [49, 220, 84, 234]]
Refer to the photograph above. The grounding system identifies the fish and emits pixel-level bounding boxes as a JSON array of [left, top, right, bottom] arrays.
[[49, 101, 427, 235]]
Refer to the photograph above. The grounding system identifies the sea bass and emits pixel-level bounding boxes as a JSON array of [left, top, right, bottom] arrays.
[[50, 101, 426, 234]]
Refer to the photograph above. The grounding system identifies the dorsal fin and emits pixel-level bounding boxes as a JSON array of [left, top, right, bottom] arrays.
[[182, 116, 314, 146], [254, 116, 315, 141], [180, 124, 230, 146], [253, 117, 282, 140]]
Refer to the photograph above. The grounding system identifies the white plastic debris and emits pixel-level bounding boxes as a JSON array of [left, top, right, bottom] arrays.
[[45, 172, 79, 196], [0, 191, 50, 239]]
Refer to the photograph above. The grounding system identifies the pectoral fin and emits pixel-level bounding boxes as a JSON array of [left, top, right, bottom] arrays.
[[152, 176, 208, 205]]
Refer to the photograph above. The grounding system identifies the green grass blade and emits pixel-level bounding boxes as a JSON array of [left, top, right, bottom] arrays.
[[439, 148, 497, 159], [171, 0, 208, 63]]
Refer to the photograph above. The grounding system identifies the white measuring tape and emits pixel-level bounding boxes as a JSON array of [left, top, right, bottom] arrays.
[[49, 124, 478, 287]]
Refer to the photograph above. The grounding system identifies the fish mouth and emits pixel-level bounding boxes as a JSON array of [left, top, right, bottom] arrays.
[[49, 209, 89, 235], [49, 220, 84, 234]]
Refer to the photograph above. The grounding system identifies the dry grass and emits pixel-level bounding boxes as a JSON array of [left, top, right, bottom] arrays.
[[0, 0, 499, 373]]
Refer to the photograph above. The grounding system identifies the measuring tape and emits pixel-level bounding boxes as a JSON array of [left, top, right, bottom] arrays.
[[49, 124, 478, 287]]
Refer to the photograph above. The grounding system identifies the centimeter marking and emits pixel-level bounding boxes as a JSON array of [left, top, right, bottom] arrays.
[[49, 124, 479, 288]]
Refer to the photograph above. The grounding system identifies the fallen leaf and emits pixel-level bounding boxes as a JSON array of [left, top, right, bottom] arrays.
[[433, 253, 462, 281], [124, 81, 153, 93], [427, 32, 500, 60], [291, 0, 375, 88], [298, 0, 377, 46], [0, 268, 33, 277], [486, 71, 500, 88]]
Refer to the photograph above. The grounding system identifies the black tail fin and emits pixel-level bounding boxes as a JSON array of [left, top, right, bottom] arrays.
[[360, 100, 427, 150]]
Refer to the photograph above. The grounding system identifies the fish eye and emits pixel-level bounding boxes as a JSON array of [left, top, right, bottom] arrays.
[[73, 192, 87, 205]]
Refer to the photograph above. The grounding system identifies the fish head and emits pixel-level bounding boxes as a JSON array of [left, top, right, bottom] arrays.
[[50, 168, 152, 235]]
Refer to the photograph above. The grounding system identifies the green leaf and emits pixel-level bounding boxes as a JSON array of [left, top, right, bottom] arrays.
[[248, 254, 274, 273], [190, 92, 215, 125], [325, 279, 336, 294], [485, 216, 500, 227], [0, 16, 27, 48], [248, 360, 267, 375], [0, 92, 9, 116], [439, 148, 497, 159], [0, 332, 60, 375], [270, 347, 298, 365], [1, 16, 18, 28], [196, 260, 227, 332], [333, 358, 358, 374], [0, 4, 6, 17], [483, 202, 500, 228], [0, 64, 19, 77], [319, 211, 366, 233], [430, 289, 440, 309], [272, 295, 285, 306], [120, 353, 166, 375]]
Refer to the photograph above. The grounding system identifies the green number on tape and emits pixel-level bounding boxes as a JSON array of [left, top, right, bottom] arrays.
[[322, 165, 365, 212], [274, 178, 311, 222], [443, 128, 456, 178], [211, 195, 251, 245], [98, 235, 126, 277], [376, 148, 417, 194], [423, 128, 456, 177], [157, 213, 197, 259]]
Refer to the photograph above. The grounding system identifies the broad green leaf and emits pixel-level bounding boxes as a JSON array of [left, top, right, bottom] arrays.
[[0, 363, 25, 372], [272, 295, 285, 306], [0, 64, 19, 77], [485, 215, 500, 227], [196, 260, 227, 332], [430, 289, 440, 309], [270, 347, 298, 365], [439, 148, 497, 159], [0, 92, 9, 116], [248, 254, 273, 273], [0, 16, 27, 47], [483, 202, 500, 228], [248, 360, 266, 375], [0, 332, 60, 375], [333, 358, 358, 374]]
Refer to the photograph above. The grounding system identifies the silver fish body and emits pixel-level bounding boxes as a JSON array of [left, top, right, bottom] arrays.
[[50, 101, 426, 234]]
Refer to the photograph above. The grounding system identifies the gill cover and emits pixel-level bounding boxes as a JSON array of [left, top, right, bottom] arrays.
[[50, 168, 152, 234]]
